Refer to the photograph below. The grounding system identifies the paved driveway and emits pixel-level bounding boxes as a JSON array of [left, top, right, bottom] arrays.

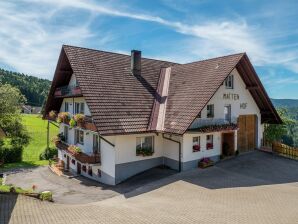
[[1, 151, 298, 224]]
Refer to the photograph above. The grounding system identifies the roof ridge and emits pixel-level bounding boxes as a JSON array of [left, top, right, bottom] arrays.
[[62, 44, 177, 64]]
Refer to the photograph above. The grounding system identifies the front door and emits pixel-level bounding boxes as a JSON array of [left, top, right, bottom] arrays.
[[222, 132, 235, 156], [77, 163, 81, 174], [237, 115, 258, 152], [66, 156, 70, 170]]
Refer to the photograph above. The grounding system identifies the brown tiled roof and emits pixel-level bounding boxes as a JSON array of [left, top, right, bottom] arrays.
[[163, 53, 244, 134], [44, 45, 281, 136], [63, 45, 176, 135]]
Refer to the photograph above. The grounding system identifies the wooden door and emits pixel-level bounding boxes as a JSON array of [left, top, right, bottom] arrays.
[[237, 115, 257, 152]]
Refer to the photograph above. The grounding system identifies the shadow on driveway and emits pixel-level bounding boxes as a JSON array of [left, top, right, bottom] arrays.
[[0, 193, 18, 224]]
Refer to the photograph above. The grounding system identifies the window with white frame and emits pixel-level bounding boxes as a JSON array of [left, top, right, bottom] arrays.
[[224, 105, 231, 122], [65, 102, 69, 112], [75, 129, 84, 145], [192, 136, 200, 152], [206, 135, 213, 150], [225, 75, 234, 89], [93, 134, 100, 154], [75, 102, 84, 114], [136, 136, 154, 156], [207, 104, 214, 118]]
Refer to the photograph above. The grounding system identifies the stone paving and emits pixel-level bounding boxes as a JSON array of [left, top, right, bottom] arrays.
[[1, 151, 298, 224]]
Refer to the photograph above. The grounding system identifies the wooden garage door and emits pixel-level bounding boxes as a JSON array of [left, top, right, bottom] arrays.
[[237, 115, 257, 152]]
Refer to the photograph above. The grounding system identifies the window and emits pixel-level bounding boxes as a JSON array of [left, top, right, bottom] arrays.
[[65, 102, 69, 112], [75, 102, 84, 114], [192, 136, 200, 152], [197, 112, 201, 118], [225, 75, 234, 89], [224, 105, 231, 123], [93, 134, 100, 154], [136, 136, 154, 156], [207, 104, 214, 118], [206, 135, 213, 150], [75, 129, 84, 145], [64, 126, 69, 142]]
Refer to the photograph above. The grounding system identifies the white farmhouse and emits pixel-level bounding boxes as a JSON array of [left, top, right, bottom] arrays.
[[44, 45, 281, 185]]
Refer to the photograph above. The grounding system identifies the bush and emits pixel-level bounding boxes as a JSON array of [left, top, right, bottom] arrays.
[[39, 191, 53, 201], [39, 147, 58, 160], [0, 145, 23, 163]]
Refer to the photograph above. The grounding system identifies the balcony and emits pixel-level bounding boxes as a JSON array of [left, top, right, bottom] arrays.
[[55, 141, 101, 164], [189, 117, 238, 133], [54, 84, 82, 98]]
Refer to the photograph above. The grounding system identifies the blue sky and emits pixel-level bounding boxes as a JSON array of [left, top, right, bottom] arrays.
[[0, 0, 298, 99]]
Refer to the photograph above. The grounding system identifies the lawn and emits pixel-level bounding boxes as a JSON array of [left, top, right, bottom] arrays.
[[1, 114, 58, 170]]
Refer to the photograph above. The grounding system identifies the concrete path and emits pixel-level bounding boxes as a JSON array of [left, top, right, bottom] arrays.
[[1, 151, 298, 224]]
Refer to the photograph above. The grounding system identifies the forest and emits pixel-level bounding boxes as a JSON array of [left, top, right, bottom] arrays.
[[0, 68, 51, 106]]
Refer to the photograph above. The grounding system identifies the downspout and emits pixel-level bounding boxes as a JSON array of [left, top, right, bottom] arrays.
[[162, 134, 181, 172]]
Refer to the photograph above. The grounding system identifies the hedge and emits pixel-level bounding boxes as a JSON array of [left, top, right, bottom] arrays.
[[0, 145, 23, 163]]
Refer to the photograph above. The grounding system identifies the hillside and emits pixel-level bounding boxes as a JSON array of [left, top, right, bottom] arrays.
[[271, 98, 298, 108], [0, 68, 51, 106]]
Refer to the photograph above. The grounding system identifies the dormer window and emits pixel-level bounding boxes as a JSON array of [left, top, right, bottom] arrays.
[[75, 102, 84, 114], [225, 75, 234, 89]]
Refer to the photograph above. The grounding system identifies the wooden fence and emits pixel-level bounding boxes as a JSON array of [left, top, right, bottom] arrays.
[[272, 141, 298, 159]]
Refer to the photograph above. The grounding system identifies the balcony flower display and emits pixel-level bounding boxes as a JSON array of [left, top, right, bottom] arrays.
[[69, 118, 76, 128], [57, 112, 70, 123], [198, 157, 214, 168], [193, 144, 200, 152], [49, 110, 57, 119], [136, 147, 154, 156], [206, 143, 213, 150], [74, 114, 85, 127], [190, 123, 238, 133], [68, 145, 81, 154], [52, 136, 61, 145]]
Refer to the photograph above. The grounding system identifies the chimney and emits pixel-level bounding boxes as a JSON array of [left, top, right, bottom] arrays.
[[131, 50, 141, 75]]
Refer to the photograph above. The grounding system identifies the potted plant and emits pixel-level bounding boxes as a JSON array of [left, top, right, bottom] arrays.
[[57, 112, 70, 123], [74, 114, 85, 127], [206, 143, 213, 150], [193, 144, 200, 152], [69, 118, 76, 128], [49, 110, 57, 120], [68, 145, 81, 154], [198, 157, 214, 168]]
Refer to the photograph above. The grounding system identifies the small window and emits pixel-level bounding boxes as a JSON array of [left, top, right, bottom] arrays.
[[224, 105, 231, 122], [75, 102, 84, 114], [206, 135, 214, 150], [65, 102, 69, 112], [136, 136, 154, 156], [207, 104, 214, 118], [93, 134, 100, 154], [75, 129, 84, 145], [225, 75, 234, 89], [64, 126, 69, 142], [197, 112, 201, 118], [192, 136, 200, 152]]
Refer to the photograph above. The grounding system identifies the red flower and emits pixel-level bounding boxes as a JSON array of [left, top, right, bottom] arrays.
[[193, 144, 200, 152]]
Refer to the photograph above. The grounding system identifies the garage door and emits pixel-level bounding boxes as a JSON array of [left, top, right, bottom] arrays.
[[237, 115, 257, 152]]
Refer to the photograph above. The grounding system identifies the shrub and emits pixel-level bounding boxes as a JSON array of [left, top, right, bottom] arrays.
[[39, 147, 58, 160], [39, 191, 53, 201], [0, 145, 23, 163]]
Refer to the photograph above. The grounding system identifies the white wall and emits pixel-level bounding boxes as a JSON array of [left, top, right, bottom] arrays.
[[59, 97, 91, 116], [182, 132, 222, 162], [115, 133, 163, 164], [190, 68, 262, 147]]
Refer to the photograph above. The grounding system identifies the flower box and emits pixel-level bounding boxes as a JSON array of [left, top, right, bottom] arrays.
[[72, 87, 82, 95], [193, 145, 200, 152], [198, 158, 214, 168], [136, 149, 154, 157], [206, 143, 213, 150]]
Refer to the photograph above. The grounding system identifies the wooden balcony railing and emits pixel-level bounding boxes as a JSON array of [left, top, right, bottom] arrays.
[[54, 84, 82, 98], [55, 141, 101, 164]]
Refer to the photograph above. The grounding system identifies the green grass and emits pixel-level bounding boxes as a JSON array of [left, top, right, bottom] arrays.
[[0, 114, 58, 171], [21, 114, 58, 162]]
